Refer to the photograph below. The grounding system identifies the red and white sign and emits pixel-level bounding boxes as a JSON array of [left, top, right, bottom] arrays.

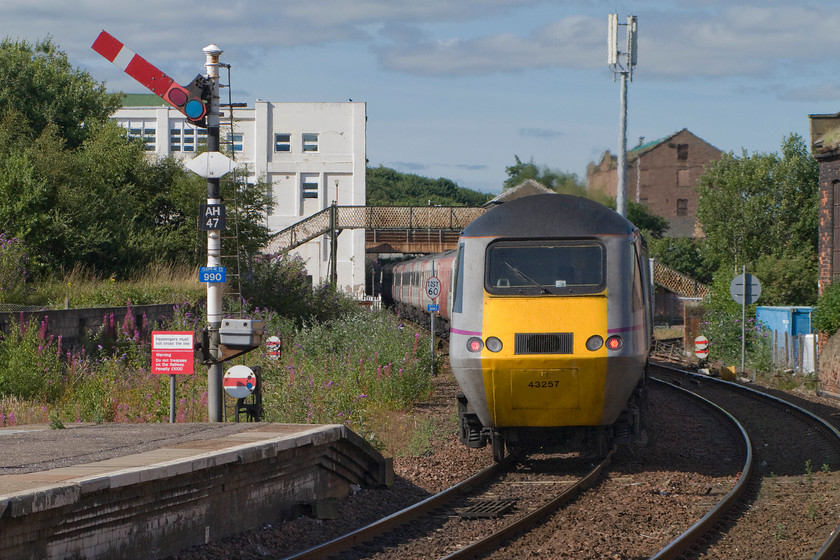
[[265, 336, 282, 360], [426, 276, 441, 300], [223, 365, 256, 399], [694, 336, 709, 359], [152, 331, 195, 375]]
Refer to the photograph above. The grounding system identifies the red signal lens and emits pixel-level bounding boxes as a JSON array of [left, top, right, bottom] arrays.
[[167, 88, 188, 106], [467, 337, 484, 353], [606, 336, 623, 350]]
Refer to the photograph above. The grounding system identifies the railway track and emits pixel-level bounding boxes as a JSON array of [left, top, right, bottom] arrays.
[[279, 379, 747, 560], [650, 363, 840, 559], [284, 450, 613, 559]]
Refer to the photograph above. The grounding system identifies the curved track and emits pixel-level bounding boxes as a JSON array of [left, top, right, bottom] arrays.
[[651, 363, 840, 559]]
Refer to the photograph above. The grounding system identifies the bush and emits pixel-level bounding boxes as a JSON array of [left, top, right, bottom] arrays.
[[814, 281, 840, 335], [0, 315, 64, 401], [259, 310, 434, 430], [0, 234, 29, 303], [699, 270, 772, 369], [241, 252, 357, 325]]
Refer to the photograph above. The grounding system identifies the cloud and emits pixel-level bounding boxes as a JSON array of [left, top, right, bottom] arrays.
[[387, 161, 428, 172], [454, 163, 488, 171], [519, 128, 563, 138], [779, 83, 840, 103], [376, 15, 602, 76]]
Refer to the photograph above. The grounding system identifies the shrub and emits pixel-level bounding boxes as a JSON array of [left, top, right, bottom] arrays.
[[0, 315, 64, 401], [0, 234, 29, 303], [240, 252, 357, 325], [813, 281, 840, 335]]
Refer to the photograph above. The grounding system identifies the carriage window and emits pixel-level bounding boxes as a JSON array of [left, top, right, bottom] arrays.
[[485, 240, 605, 295]]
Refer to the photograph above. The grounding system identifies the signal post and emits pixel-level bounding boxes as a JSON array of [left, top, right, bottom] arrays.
[[93, 33, 263, 422], [203, 44, 225, 422]]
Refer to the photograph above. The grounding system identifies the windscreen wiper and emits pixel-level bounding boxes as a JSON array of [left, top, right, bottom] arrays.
[[503, 261, 550, 294]]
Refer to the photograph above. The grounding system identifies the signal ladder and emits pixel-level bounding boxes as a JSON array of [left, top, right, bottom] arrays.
[[217, 64, 246, 318]]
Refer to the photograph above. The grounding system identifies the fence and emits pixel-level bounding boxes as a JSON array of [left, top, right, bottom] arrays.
[[768, 331, 818, 374]]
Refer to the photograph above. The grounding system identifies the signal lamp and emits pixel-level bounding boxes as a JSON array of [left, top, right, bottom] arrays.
[[586, 335, 604, 351], [467, 337, 484, 353], [485, 337, 503, 353], [606, 335, 623, 350]]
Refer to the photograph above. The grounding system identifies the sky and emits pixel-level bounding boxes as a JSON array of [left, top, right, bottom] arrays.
[[4, 0, 840, 194]]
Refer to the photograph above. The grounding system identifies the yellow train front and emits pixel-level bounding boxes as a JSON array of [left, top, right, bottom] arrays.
[[449, 194, 652, 461]]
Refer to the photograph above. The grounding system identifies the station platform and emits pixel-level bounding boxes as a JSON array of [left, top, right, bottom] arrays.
[[0, 422, 393, 560]]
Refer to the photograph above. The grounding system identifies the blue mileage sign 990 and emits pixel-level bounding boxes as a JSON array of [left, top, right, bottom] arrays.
[[200, 266, 226, 283]]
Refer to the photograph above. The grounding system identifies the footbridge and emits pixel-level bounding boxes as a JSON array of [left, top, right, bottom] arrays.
[[265, 205, 708, 299]]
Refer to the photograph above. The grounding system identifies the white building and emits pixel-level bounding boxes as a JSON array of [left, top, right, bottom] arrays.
[[113, 95, 367, 294]]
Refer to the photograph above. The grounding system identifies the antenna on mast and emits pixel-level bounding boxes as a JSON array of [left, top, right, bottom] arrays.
[[608, 14, 638, 217]]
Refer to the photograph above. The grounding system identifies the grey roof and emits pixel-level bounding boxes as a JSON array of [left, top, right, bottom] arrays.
[[464, 193, 635, 238]]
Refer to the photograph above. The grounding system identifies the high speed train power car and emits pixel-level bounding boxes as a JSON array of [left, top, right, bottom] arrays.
[[383, 193, 653, 461]]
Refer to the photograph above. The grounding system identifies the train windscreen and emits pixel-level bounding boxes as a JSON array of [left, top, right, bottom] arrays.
[[485, 240, 605, 295]]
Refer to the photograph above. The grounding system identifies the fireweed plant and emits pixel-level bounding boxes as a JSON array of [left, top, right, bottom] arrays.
[[0, 301, 435, 433]]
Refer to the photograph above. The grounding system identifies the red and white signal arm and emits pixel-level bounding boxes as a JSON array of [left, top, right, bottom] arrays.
[[92, 30, 208, 126], [223, 365, 257, 399]]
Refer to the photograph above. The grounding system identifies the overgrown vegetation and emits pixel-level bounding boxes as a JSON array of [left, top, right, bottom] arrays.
[[0, 253, 436, 457]]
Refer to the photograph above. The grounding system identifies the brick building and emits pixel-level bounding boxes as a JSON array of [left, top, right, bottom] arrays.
[[809, 112, 840, 296], [586, 129, 723, 237]]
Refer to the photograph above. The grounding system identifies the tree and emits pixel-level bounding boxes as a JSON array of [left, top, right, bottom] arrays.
[[503, 156, 586, 195], [0, 37, 272, 279], [367, 166, 491, 206], [0, 38, 121, 149], [696, 134, 818, 272]]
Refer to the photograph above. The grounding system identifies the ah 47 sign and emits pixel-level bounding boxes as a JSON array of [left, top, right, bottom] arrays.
[[199, 203, 226, 231]]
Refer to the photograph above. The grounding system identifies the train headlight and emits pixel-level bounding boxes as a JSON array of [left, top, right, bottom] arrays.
[[606, 335, 623, 351], [585, 335, 603, 351], [467, 337, 484, 352], [485, 337, 503, 353]]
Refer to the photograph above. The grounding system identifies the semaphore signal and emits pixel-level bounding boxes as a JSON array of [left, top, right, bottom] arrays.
[[92, 30, 210, 127]]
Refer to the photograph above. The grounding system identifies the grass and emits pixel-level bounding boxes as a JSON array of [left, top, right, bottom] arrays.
[[21, 263, 206, 308]]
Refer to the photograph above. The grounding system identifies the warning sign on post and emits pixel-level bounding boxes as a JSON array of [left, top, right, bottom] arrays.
[[152, 331, 195, 375]]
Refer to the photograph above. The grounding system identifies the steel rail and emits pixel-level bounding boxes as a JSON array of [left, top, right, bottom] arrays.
[[647, 375, 753, 560], [651, 363, 840, 560], [282, 458, 508, 560], [438, 448, 615, 560]]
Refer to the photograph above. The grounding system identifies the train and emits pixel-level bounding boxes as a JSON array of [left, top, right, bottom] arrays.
[[382, 193, 653, 461]]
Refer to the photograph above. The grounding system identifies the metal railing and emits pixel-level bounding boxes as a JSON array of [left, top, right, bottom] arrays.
[[265, 205, 487, 254], [652, 261, 709, 299]]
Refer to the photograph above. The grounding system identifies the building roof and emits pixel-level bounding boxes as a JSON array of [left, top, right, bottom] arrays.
[[122, 93, 169, 107]]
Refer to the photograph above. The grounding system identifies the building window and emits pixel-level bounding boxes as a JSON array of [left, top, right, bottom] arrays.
[[275, 133, 291, 152], [170, 125, 207, 152], [123, 121, 156, 151], [677, 143, 689, 160], [225, 133, 243, 153], [676, 199, 688, 216], [302, 175, 319, 199], [677, 168, 690, 187], [302, 133, 319, 152]]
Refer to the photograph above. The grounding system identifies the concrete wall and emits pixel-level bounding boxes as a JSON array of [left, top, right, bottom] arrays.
[[0, 426, 391, 560]]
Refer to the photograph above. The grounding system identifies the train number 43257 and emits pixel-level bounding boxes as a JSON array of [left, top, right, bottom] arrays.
[[527, 380, 560, 389]]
